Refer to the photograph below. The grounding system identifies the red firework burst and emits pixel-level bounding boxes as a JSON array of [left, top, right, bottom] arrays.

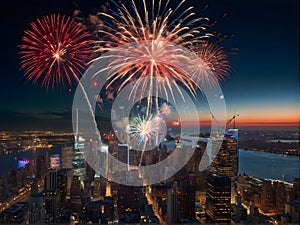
[[191, 41, 232, 85], [18, 13, 94, 89]]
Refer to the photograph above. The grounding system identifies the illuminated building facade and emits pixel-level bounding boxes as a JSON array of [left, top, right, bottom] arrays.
[[213, 128, 239, 204], [213, 128, 239, 182], [177, 182, 195, 220], [61, 145, 73, 169], [57, 169, 73, 206], [117, 184, 142, 222], [42, 190, 60, 223], [28, 181, 44, 224], [205, 172, 231, 224], [17, 158, 30, 168], [73, 108, 87, 183], [49, 154, 60, 169], [44, 169, 58, 190], [73, 135, 86, 183], [70, 175, 83, 210], [43, 169, 60, 223]]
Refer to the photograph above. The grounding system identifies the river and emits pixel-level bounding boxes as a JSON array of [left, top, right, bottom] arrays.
[[0, 147, 299, 183], [238, 149, 299, 183]]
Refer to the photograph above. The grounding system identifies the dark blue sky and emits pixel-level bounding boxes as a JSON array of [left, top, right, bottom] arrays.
[[0, 0, 298, 131]]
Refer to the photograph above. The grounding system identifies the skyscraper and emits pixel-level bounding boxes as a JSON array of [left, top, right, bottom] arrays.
[[115, 144, 130, 170], [28, 180, 44, 224], [43, 169, 60, 223], [167, 182, 178, 224], [49, 154, 60, 170], [44, 169, 58, 190], [73, 135, 86, 183], [70, 175, 83, 210], [57, 168, 73, 206], [117, 184, 142, 223], [36, 152, 48, 180], [206, 172, 231, 224], [61, 145, 73, 169], [177, 182, 195, 221], [213, 128, 239, 204], [213, 128, 239, 182], [73, 108, 86, 183]]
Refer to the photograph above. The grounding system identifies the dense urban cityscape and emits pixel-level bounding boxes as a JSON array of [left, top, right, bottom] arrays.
[[0, 0, 298, 224], [0, 127, 298, 224]]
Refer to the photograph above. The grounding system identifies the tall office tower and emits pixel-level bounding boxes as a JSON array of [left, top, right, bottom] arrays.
[[117, 184, 142, 221], [43, 169, 60, 223], [73, 135, 86, 183], [70, 175, 83, 210], [73, 108, 86, 183], [185, 141, 207, 174], [57, 169, 73, 207], [44, 169, 58, 190], [167, 182, 178, 224], [28, 180, 44, 224], [115, 144, 138, 170], [42, 190, 60, 223], [177, 182, 195, 221], [213, 128, 238, 204], [85, 138, 101, 180], [261, 180, 275, 213], [49, 154, 61, 169], [61, 145, 73, 169], [213, 128, 239, 182], [206, 172, 231, 224], [91, 177, 101, 199], [36, 153, 48, 180], [273, 181, 286, 214]]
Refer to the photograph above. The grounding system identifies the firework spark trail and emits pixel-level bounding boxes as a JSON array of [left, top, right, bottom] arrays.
[[159, 102, 172, 117], [127, 114, 160, 146], [127, 114, 161, 166], [91, 0, 221, 115], [19, 14, 100, 133], [19, 13, 94, 89], [191, 41, 232, 85]]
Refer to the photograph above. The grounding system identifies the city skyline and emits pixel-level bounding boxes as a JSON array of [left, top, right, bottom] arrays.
[[0, 1, 299, 223], [0, 126, 298, 224], [0, 0, 298, 131]]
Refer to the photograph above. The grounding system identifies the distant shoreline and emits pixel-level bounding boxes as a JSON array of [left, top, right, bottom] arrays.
[[241, 147, 300, 158]]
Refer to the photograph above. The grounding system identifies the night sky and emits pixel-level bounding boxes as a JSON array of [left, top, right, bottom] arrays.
[[0, 0, 298, 131]]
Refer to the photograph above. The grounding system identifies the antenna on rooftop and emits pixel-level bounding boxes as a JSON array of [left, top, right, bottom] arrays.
[[227, 110, 240, 129]]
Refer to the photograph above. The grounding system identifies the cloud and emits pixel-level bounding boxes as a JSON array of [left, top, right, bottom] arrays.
[[0, 109, 73, 131]]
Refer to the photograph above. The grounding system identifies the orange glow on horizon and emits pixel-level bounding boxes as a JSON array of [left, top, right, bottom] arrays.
[[169, 116, 298, 128], [167, 104, 299, 128]]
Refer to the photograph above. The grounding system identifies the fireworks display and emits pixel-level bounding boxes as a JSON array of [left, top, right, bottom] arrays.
[[126, 102, 173, 148], [90, 0, 232, 116], [127, 114, 160, 147], [127, 113, 167, 166], [18, 1, 231, 161], [95, 0, 212, 50], [191, 41, 231, 85], [18, 13, 94, 89], [159, 102, 172, 117], [91, 0, 216, 112]]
